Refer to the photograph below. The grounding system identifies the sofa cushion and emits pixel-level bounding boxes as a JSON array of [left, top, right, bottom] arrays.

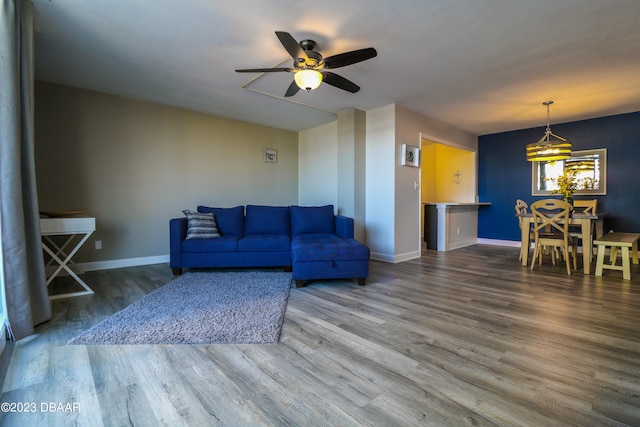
[[290, 205, 335, 236], [238, 234, 291, 252], [182, 235, 239, 253], [292, 234, 369, 262], [197, 205, 244, 236], [244, 205, 290, 235], [182, 210, 220, 239]]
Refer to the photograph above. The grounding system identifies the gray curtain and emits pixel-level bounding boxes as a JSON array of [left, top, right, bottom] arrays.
[[0, 0, 51, 340]]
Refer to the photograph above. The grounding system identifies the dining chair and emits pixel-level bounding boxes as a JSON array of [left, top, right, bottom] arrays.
[[515, 199, 531, 262], [530, 199, 578, 275], [570, 199, 598, 260], [574, 199, 597, 215], [516, 199, 557, 264]]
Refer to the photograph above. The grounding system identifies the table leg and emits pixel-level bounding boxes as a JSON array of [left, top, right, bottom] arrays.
[[595, 244, 605, 277], [581, 219, 591, 274], [43, 235, 83, 273], [41, 231, 95, 299], [610, 246, 619, 265], [521, 218, 530, 267], [621, 247, 631, 280], [595, 219, 604, 239]]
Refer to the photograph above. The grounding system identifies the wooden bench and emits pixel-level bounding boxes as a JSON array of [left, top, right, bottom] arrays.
[[594, 232, 640, 280]]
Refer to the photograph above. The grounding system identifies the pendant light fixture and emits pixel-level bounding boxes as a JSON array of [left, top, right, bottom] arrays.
[[526, 101, 572, 162], [564, 157, 596, 172]]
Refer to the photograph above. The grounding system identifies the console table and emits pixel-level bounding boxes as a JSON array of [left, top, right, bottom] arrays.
[[40, 216, 96, 299]]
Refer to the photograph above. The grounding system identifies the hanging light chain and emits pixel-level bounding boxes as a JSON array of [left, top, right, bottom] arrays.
[[526, 100, 572, 162]]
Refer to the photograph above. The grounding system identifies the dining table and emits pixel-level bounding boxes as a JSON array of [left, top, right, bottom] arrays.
[[518, 211, 605, 274]]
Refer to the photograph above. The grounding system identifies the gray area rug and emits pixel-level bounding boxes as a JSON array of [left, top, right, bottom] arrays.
[[68, 272, 292, 345]]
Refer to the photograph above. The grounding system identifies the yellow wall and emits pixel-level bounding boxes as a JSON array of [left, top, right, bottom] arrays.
[[421, 142, 476, 203]]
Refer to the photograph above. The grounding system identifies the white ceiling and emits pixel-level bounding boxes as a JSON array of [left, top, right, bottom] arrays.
[[32, 0, 640, 134]]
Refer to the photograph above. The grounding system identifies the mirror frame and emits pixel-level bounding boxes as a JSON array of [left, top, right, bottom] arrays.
[[531, 148, 607, 196]]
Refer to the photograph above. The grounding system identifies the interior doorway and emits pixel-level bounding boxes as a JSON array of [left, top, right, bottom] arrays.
[[419, 135, 477, 242]]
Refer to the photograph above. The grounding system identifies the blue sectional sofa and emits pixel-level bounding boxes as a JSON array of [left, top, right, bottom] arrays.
[[170, 204, 370, 287]]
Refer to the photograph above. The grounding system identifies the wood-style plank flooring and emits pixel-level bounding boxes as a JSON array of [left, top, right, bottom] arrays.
[[1, 244, 640, 426]]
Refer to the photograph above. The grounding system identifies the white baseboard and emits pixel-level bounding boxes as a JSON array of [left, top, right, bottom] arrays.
[[370, 250, 421, 263], [78, 255, 169, 272], [477, 238, 604, 256], [477, 238, 521, 247], [370, 252, 395, 263], [393, 250, 421, 263], [448, 239, 480, 251]]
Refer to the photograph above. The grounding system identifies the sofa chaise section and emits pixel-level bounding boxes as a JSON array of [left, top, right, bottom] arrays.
[[289, 205, 369, 287]]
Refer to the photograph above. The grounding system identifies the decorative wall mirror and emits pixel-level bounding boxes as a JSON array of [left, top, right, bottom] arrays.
[[532, 148, 607, 195]]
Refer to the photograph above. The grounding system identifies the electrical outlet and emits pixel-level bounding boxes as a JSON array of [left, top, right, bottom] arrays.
[[95, 240, 102, 250]]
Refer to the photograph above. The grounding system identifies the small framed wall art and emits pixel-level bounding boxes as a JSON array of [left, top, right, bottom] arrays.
[[401, 144, 420, 167], [264, 148, 277, 163]]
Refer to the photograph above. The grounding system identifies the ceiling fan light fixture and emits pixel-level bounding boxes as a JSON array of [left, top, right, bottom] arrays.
[[526, 101, 572, 162], [236, 32, 375, 97], [294, 69, 323, 91]]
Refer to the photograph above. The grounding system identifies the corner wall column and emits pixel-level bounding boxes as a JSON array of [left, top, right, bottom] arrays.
[[337, 109, 366, 241]]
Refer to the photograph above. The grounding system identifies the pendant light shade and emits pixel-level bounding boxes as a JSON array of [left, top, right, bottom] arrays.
[[526, 101, 572, 162], [294, 69, 323, 91]]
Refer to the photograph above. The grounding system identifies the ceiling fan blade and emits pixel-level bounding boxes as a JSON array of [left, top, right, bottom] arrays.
[[321, 71, 360, 93], [284, 80, 301, 97], [324, 47, 377, 69], [275, 31, 308, 61], [235, 67, 293, 73]]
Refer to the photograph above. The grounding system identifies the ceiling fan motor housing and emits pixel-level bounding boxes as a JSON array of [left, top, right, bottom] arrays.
[[297, 40, 323, 69]]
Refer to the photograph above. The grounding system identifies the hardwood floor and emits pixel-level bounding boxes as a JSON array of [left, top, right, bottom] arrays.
[[1, 244, 640, 426]]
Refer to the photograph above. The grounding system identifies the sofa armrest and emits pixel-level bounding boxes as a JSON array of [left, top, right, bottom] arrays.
[[335, 215, 354, 239], [170, 218, 187, 267]]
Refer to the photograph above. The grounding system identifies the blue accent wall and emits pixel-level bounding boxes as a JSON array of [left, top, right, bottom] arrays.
[[478, 111, 640, 241]]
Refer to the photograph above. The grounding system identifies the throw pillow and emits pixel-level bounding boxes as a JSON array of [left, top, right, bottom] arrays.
[[182, 210, 220, 239]]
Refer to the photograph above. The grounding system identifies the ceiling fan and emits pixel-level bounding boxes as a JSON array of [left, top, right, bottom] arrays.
[[235, 31, 377, 97]]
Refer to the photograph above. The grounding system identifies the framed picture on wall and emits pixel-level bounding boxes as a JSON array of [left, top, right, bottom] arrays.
[[264, 148, 277, 163], [401, 144, 420, 167]]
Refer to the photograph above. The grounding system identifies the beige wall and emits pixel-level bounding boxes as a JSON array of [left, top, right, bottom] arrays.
[[298, 121, 338, 207], [34, 81, 298, 265]]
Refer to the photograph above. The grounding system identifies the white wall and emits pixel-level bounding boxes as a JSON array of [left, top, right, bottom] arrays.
[[299, 111, 367, 241], [365, 105, 396, 261], [301, 105, 478, 263], [337, 109, 367, 241], [395, 105, 477, 260], [394, 108, 423, 261], [364, 104, 478, 262], [298, 121, 338, 208]]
